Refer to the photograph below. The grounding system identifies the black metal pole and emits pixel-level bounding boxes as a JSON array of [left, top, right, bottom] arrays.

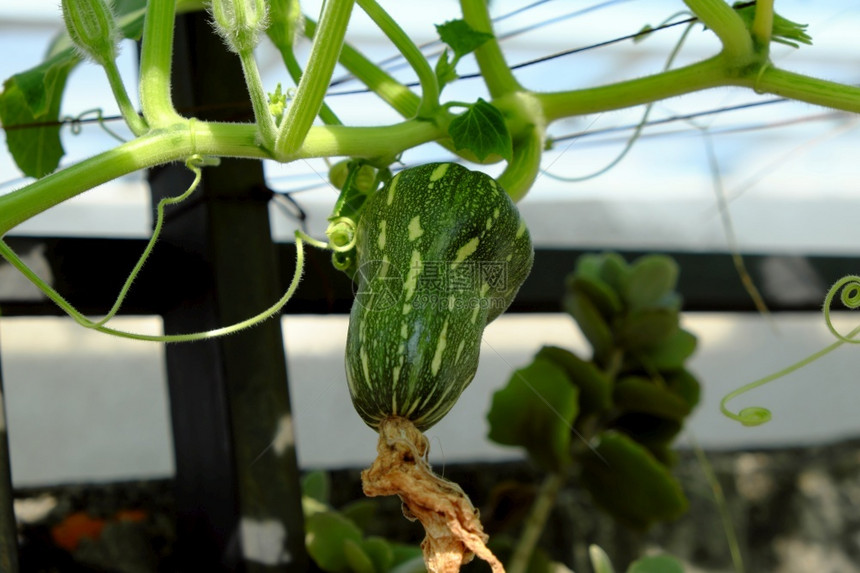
[[0, 331, 20, 573], [148, 13, 307, 572]]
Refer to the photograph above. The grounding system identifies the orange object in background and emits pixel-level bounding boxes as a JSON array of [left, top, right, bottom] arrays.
[[50, 508, 149, 552], [51, 512, 106, 552]]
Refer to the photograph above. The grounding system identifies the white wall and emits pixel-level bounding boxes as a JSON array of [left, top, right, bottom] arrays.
[[2, 310, 858, 487]]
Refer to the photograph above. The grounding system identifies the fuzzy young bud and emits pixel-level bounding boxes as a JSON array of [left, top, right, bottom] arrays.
[[211, 0, 269, 54], [266, 0, 303, 51], [61, 0, 119, 66]]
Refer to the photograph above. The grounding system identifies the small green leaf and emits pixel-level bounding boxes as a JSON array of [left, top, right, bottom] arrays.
[[340, 499, 377, 531], [536, 346, 612, 415], [612, 413, 683, 450], [640, 328, 697, 371], [0, 51, 77, 177], [666, 369, 701, 411], [627, 554, 685, 573], [488, 535, 556, 573], [343, 538, 376, 573], [435, 19, 493, 61], [389, 554, 427, 573], [434, 48, 458, 88], [616, 308, 679, 350], [597, 253, 631, 294], [624, 255, 679, 310], [568, 275, 623, 318], [613, 377, 692, 420], [589, 545, 616, 573], [580, 431, 688, 529], [572, 253, 606, 281], [564, 290, 615, 362], [487, 357, 579, 472], [0, 0, 145, 177], [448, 98, 512, 162], [301, 470, 330, 505], [361, 537, 395, 573], [305, 511, 363, 572]]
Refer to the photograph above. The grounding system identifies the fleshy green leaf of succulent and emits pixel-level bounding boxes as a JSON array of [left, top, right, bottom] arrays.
[[301, 469, 331, 505], [611, 413, 683, 456], [448, 98, 513, 162], [638, 327, 697, 371], [626, 554, 685, 573], [589, 545, 616, 573], [536, 346, 612, 416], [567, 274, 623, 319], [210, 0, 269, 54], [580, 431, 688, 529], [563, 289, 614, 363], [343, 539, 375, 573], [305, 511, 363, 572], [596, 252, 631, 294], [61, 0, 120, 65], [666, 369, 701, 411], [623, 254, 679, 311], [359, 537, 395, 573], [613, 376, 692, 421], [615, 307, 679, 350], [487, 357, 579, 472]]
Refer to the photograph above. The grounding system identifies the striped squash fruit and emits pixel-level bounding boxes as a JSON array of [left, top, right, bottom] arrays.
[[345, 163, 534, 431]]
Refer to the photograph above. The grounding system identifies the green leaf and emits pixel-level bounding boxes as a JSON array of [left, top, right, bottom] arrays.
[[564, 290, 615, 362], [613, 377, 692, 421], [624, 255, 679, 310], [640, 328, 697, 371], [305, 511, 363, 572], [597, 253, 631, 294], [302, 470, 330, 505], [580, 431, 688, 529], [435, 19, 493, 61], [340, 499, 377, 531], [589, 545, 616, 573], [434, 48, 458, 88], [666, 369, 701, 411], [568, 275, 623, 318], [487, 357, 579, 472], [488, 535, 556, 573], [612, 413, 683, 452], [627, 554, 685, 573], [1, 0, 147, 176], [572, 253, 606, 282], [536, 346, 612, 415], [448, 98, 512, 162], [343, 539, 376, 573], [616, 308, 679, 350], [361, 537, 395, 573], [389, 554, 426, 573], [0, 51, 77, 177]]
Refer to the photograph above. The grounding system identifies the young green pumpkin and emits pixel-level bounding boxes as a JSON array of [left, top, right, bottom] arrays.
[[346, 163, 534, 431]]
